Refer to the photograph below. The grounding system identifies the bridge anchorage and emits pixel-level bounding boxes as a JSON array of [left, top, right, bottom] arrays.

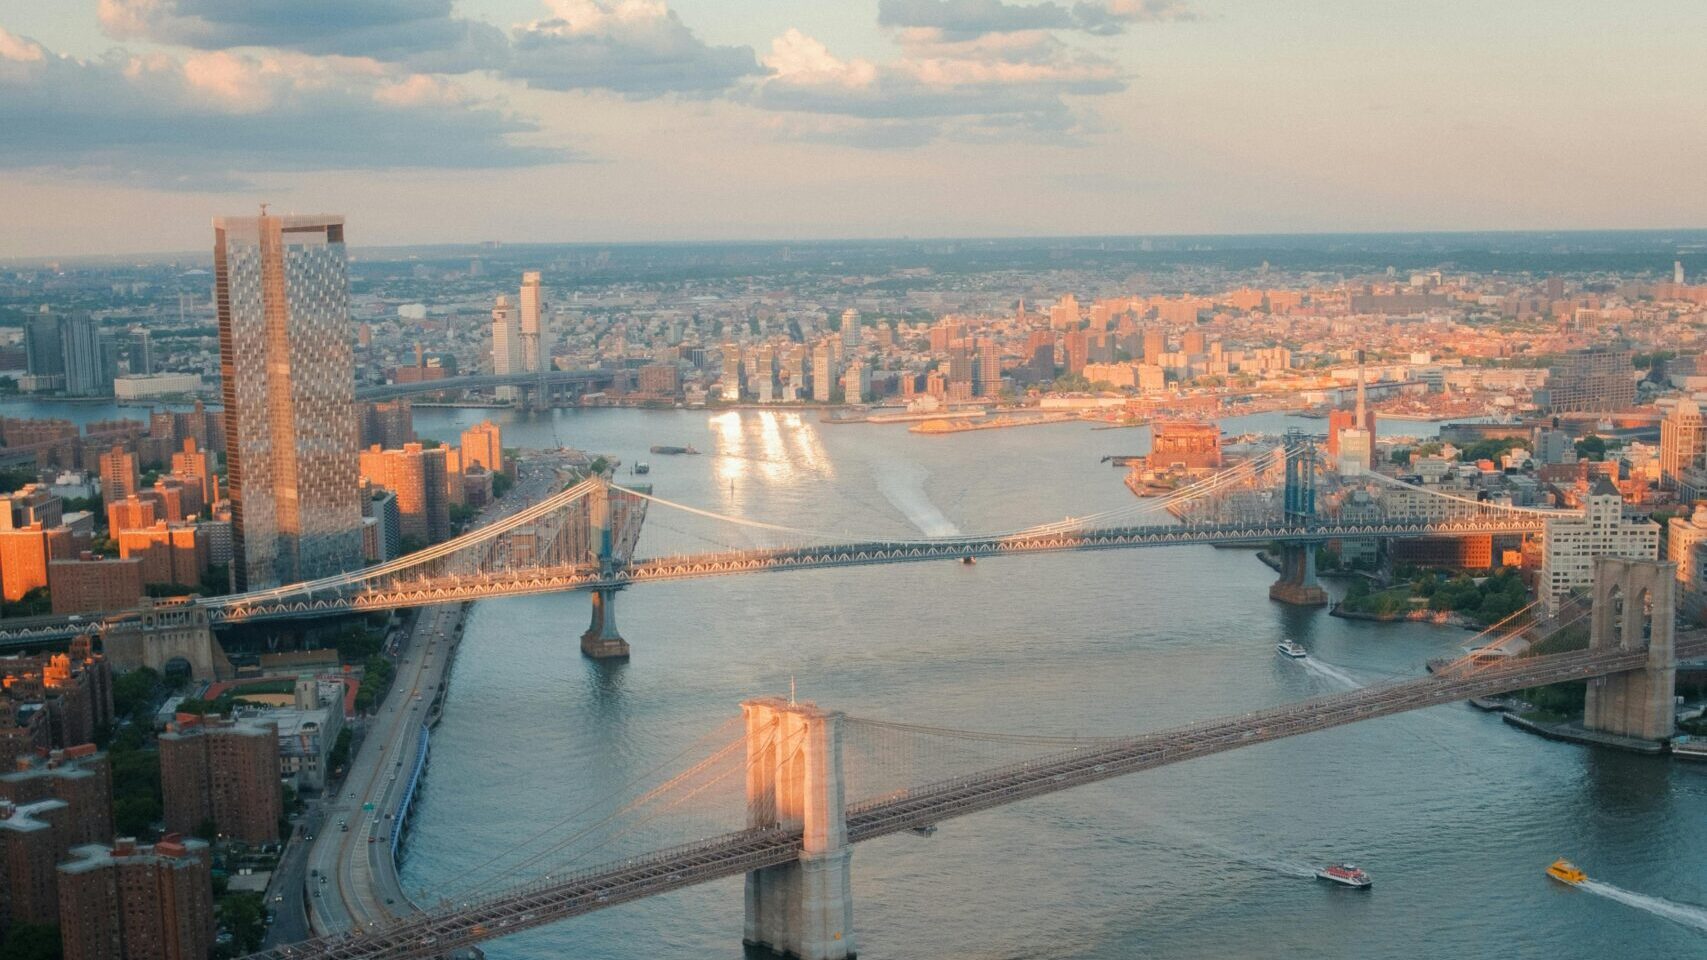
[[1268, 431, 1328, 606]]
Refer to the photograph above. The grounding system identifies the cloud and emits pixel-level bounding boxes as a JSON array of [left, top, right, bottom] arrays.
[[877, 0, 1191, 40], [0, 26, 560, 189], [505, 0, 762, 97], [97, 0, 508, 72], [747, 27, 1121, 146]]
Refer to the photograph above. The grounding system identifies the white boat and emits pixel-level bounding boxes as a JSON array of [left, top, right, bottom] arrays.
[[1277, 640, 1308, 659], [1315, 863, 1372, 888]]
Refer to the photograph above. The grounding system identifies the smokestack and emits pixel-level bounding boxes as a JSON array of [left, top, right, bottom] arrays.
[[1355, 348, 1367, 425]]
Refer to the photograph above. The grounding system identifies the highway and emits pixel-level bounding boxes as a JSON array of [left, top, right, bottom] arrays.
[[296, 456, 573, 942]]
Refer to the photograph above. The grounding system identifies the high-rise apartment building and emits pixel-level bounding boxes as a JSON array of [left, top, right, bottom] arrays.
[[0, 798, 68, 928], [359, 443, 449, 546], [97, 445, 138, 501], [491, 294, 522, 403], [975, 336, 1001, 398], [721, 344, 743, 402], [840, 308, 861, 351], [461, 421, 504, 473], [215, 213, 363, 590], [1537, 346, 1637, 413], [57, 835, 214, 960], [812, 341, 835, 403], [158, 717, 280, 844], [169, 438, 216, 505], [1539, 479, 1659, 611], [1659, 396, 1707, 490], [520, 271, 545, 374], [1667, 505, 1707, 619]]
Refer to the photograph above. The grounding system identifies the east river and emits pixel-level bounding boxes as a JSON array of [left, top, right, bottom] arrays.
[[9, 397, 1707, 957]]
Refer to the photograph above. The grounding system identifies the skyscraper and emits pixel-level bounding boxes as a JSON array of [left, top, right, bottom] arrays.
[[214, 212, 364, 590], [491, 294, 522, 402], [975, 336, 1001, 398], [840, 308, 861, 352], [520, 271, 545, 373]]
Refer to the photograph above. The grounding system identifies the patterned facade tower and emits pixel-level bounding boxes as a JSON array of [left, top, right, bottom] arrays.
[[215, 213, 363, 590], [743, 697, 855, 960]]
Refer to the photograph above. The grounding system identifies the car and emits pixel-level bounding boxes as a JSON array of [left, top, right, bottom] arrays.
[[274, 894, 284, 902], [314, 890, 322, 898], [368, 836, 377, 843]]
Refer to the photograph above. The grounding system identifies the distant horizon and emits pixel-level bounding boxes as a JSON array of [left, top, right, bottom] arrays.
[[8, 226, 1707, 270]]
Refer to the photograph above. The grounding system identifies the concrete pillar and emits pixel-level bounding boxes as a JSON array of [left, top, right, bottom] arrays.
[[1269, 541, 1328, 606], [742, 697, 855, 960], [1584, 558, 1677, 742], [579, 587, 630, 660]]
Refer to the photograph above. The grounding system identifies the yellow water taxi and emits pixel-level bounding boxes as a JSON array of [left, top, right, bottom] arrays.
[[1546, 859, 1586, 885]]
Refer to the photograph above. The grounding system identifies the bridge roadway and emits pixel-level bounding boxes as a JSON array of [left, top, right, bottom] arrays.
[[206, 513, 1546, 626], [244, 635, 1706, 960], [354, 369, 610, 402]]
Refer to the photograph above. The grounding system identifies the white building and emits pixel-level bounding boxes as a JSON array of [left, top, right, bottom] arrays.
[[491, 295, 522, 402], [1668, 505, 1707, 619], [114, 373, 202, 399], [1539, 479, 1659, 612]]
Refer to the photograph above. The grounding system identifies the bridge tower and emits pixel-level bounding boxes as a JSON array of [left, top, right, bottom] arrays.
[[580, 479, 631, 660], [1269, 432, 1328, 606], [742, 696, 856, 960], [1583, 557, 1678, 742]]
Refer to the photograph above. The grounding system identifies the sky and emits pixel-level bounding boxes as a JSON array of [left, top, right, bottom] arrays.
[[1, 0, 1704, 258]]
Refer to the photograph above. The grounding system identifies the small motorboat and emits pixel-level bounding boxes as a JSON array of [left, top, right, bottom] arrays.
[[633, 462, 650, 475], [1277, 640, 1308, 659], [960, 556, 976, 566], [1546, 859, 1586, 885], [1315, 863, 1372, 889], [910, 825, 938, 837]]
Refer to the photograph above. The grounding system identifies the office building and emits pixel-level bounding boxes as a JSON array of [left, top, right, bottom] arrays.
[[215, 213, 364, 590], [361, 484, 400, 563], [158, 716, 280, 845], [254, 679, 344, 791], [1540, 478, 1659, 611], [57, 835, 214, 960]]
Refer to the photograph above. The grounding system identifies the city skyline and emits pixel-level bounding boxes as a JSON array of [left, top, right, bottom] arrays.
[[3, 1, 1706, 257]]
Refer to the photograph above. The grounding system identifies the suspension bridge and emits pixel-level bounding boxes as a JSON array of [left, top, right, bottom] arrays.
[[0, 438, 1557, 656], [244, 557, 1693, 960]]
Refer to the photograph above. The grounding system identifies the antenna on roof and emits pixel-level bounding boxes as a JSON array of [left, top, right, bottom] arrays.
[[259, 202, 270, 217]]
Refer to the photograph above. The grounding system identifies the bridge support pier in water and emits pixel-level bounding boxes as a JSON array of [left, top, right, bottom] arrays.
[[742, 697, 856, 960], [1269, 541, 1328, 606], [579, 587, 630, 660], [1583, 557, 1677, 742]]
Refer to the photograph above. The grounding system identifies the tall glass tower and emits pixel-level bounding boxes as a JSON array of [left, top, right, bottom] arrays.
[[214, 212, 363, 590]]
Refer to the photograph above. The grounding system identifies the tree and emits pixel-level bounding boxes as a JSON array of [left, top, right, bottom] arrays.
[[112, 667, 163, 725], [0, 466, 38, 494], [1576, 434, 1608, 460]]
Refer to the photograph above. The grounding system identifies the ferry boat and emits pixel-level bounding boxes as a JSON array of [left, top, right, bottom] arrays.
[[1315, 863, 1372, 888], [1277, 640, 1308, 659], [1546, 859, 1586, 885]]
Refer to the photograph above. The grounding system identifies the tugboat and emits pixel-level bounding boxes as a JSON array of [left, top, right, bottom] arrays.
[[1315, 863, 1372, 889], [1277, 640, 1308, 659], [1546, 859, 1586, 886]]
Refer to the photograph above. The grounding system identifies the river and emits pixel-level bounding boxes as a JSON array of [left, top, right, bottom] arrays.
[[383, 406, 1707, 960]]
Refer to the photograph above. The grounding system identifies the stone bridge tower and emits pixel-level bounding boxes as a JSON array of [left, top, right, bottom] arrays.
[[1583, 557, 1677, 742]]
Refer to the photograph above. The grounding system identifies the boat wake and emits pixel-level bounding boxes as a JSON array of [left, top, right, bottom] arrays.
[[1579, 880, 1707, 934], [1196, 839, 1317, 880], [1299, 657, 1363, 690], [874, 460, 960, 537]]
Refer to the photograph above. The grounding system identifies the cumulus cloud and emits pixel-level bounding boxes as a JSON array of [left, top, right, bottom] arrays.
[[505, 0, 762, 97], [0, 26, 559, 189], [97, 0, 507, 72], [878, 0, 1191, 40], [748, 27, 1121, 146]]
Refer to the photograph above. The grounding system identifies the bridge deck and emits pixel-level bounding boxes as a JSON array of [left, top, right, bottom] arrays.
[[246, 636, 1702, 960]]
